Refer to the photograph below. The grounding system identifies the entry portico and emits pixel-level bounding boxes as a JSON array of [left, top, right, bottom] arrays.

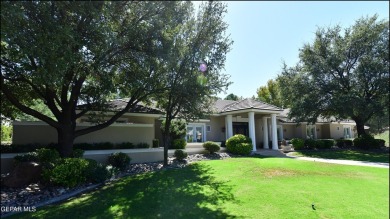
[[216, 99, 283, 151]]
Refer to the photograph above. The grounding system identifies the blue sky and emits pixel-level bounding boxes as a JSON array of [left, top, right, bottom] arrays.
[[193, 1, 389, 99]]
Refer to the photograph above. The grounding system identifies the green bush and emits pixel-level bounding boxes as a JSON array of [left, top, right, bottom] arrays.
[[136, 142, 150, 148], [43, 158, 90, 187], [174, 149, 187, 161], [14, 152, 39, 163], [107, 152, 131, 171], [1, 143, 47, 153], [291, 138, 305, 150], [116, 142, 134, 149], [344, 139, 353, 147], [152, 139, 159, 148], [1, 125, 12, 142], [304, 139, 316, 149], [84, 159, 111, 183], [35, 148, 60, 165], [226, 134, 253, 155], [375, 139, 385, 147], [171, 139, 187, 149], [72, 149, 85, 158], [316, 139, 334, 149], [203, 141, 220, 154], [353, 134, 381, 150]]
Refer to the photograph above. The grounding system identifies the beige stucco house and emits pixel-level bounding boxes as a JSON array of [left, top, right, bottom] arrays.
[[12, 98, 357, 151]]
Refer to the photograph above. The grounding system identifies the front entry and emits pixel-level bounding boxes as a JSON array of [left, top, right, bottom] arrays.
[[186, 124, 204, 142], [233, 122, 249, 137]]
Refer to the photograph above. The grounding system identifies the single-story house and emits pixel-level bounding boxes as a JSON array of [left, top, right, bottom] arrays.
[[12, 98, 357, 151]]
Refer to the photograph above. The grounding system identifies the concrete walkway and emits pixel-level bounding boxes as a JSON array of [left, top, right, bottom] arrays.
[[254, 149, 389, 168]]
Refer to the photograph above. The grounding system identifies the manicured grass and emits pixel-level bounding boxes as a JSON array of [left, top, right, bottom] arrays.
[[11, 158, 389, 219], [375, 130, 389, 146], [290, 149, 389, 163]]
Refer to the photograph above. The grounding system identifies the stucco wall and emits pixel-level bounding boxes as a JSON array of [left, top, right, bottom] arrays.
[[205, 116, 225, 142], [282, 124, 296, 140], [13, 118, 156, 146]]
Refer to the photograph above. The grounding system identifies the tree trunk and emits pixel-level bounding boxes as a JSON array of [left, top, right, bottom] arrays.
[[57, 124, 75, 157], [354, 118, 366, 137], [162, 117, 173, 167]]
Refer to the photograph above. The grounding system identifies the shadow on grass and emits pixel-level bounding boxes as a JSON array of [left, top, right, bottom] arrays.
[[292, 149, 389, 163], [16, 163, 238, 219]]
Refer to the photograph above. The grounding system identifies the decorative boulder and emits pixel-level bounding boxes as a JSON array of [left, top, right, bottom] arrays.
[[2, 162, 42, 188]]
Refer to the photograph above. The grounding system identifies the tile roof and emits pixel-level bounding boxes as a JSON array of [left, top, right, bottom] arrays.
[[213, 98, 283, 113], [78, 99, 162, 114], [279, 108, 355, 124]]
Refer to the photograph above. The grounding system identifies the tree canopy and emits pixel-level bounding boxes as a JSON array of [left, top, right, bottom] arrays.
[[278, 15, 389, 136], [224, 93, 239, 101], [1, 1, 232, 157], [256, 79, 286, 108]]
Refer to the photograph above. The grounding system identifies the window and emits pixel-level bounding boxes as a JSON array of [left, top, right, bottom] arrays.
[[206, 125, 211, 132], [343, 126, 352, 138]]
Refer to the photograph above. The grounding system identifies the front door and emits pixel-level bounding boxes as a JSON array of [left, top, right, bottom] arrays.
[[233, 122, 249, 137]]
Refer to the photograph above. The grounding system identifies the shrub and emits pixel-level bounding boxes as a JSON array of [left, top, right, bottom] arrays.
[[353, 134, 380, 150], [43, 158, 90, 187], [174, 149, 187, 161], [14, 152, 39, 163], [344, 139, 353, 147], [291, 138, 305, 150], [152, 139, 159, 148], [304, 139, 316, 149], [35, 148, 60, 165], [203, 141, 220, 154], [107, 152, 131, 171], [116, 142, 134, 149], [1, 125, 12, 142], [171, 139, 187, 149], [317, 139, 334, 149], [84, 159, 111, 183], [375, 139, 385, 147], [72, 149, 85, 158], [226, 134, 252, 155], [136, 142, 150, 148]]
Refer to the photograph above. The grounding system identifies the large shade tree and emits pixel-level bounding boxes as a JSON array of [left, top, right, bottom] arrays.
[[156, 1, 232, 166], [278, 15, 389, 137], [1, 1, 189, 156]]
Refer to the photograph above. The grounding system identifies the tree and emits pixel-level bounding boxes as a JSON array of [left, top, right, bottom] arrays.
[[224, 93, 239, 101], [156, 1, 232, 166], [256, 79, 286, 108], [1, 1, 183, 156], [278, 15, 389, 137]]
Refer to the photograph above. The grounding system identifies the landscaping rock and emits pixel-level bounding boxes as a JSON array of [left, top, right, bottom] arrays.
[[2, 162, 42, 188]]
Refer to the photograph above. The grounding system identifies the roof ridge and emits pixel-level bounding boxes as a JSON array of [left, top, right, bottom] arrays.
[[254, 99, 283, 110], [222, 99, 242, 112]]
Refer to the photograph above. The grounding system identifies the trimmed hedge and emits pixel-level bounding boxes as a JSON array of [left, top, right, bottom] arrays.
[[1, 141, 151, 153], [336, 139, 353, 148], [291, 138, 305, 150], [292, 138, 334, 150], [152, 139, 159, 148], [203, 141, 220, 154], [353, 134, 383, 150], [107, 152, 131, 171], [226, 134, 253, 155]]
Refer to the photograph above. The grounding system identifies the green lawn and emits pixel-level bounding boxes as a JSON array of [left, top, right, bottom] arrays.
[[11, 158, 389, 219], [290, 149, 389, 163], [375, 130, 389, 146]]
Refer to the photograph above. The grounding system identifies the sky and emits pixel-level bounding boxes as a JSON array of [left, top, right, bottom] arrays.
[[192, 1, 389, 99]]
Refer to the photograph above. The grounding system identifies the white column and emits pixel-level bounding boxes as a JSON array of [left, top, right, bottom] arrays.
[[262, 117, 269, 149], [271, 114, 278, 150], [248, 112, 256, 151], [225, 117, 228, 140], [227, 115, 233, 139]]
